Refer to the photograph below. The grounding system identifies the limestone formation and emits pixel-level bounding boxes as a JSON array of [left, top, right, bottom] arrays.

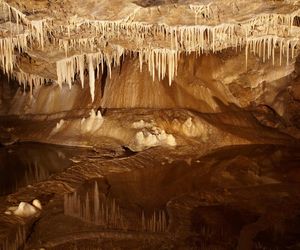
[[0, 0, 298, 101]]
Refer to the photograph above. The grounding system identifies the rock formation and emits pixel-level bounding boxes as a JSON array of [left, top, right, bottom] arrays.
[[0, 0, 299, 104], [0, 0, 300, 249]]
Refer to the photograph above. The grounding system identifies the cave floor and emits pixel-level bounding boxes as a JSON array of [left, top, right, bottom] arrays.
[[0, 109, 300, 250], [0, 143, 300, 250]]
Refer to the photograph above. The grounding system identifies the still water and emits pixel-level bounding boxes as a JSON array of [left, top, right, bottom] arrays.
[[0, 142, 77, 196]]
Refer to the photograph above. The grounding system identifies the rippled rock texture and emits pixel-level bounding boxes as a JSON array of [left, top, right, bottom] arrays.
[[0, 0, 300, 249]]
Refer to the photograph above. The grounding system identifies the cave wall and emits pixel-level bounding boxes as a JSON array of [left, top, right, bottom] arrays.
[[0, 51, 298, 116]]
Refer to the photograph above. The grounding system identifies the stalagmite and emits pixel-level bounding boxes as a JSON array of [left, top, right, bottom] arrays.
[[12, 202, 38, 217], [80, 109, 103, 133]]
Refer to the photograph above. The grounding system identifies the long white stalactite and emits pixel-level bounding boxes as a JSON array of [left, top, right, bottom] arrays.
[[14, 69, 51, 96], [1, 0, 299, 55], [1, 0, 48, 48], [53, 7, 300, 53], [0, 34, 28, 74], [56, 46, 180, 101], [57, 54, 85, 89], [138, 48, 179, 86], [51, 8, 300, 72], [56, 45, 124, 102], [245, 35, 299, 67], [0, 0, 299, 103]]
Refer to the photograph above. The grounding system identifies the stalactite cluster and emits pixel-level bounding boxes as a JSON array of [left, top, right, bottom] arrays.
[[0, 0, 299, 101], [0, 34, 27, 74], [14, 69, 50, 95], [138, 48, 179, 85], [64, 182, 127, 229], [56, 45, 124, 101], [141, 210, 167, 233], [246, 35, 299, 67], [189, 3, 213, 24]]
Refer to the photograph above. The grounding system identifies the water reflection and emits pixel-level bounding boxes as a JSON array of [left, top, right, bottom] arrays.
[[17, 144, 300, 249], [64, 181, 168, 232], [0, 142, 74, 196]]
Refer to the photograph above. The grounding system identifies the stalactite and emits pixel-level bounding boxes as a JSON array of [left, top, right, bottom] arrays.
[[2, 1, 48, 48], [189, 3, 213, 24], [57, 55, 76, 89], [48, 5, 299, 58], [14, 69, 51, 96], [1, 0, 300, 102], [87, 53, 95, 102], [30, 20, 47, 49], [1, 1, 27, 26], [56, 45, 124, 101], [138, 48, 180, 85], [246, 35, 299, 66], [0, 34, 28, 74]]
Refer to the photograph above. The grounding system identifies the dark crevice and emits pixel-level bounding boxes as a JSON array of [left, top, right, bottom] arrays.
[[100, 63, 108, 99], [24, 217, 42, 247], [133, 0, 178, 7], [293, 16, 300, 27], [103, 177, 111, 197]]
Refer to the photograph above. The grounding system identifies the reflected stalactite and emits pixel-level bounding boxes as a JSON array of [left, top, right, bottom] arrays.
[[141, 210, 167, 233], [64, 182, 128, 229], [0, 225, 25, 250], [63, 181, 169, 232]]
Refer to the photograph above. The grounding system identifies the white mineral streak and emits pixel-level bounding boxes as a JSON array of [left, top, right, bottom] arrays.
[[132, 120, 156, 129]]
